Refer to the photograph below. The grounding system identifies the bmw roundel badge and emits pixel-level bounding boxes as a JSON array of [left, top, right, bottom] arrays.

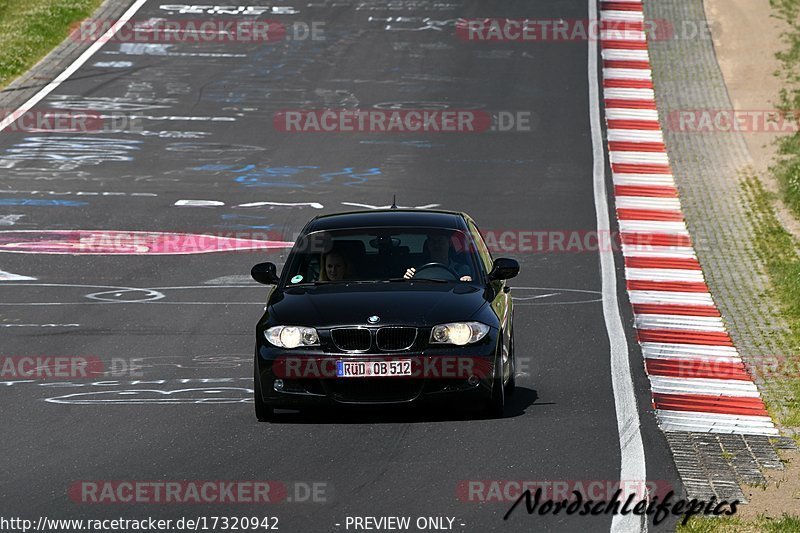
[[367, 315, 380, 324]]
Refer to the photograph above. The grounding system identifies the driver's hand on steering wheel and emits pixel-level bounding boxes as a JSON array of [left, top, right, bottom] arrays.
[[404, 267, 471, 282]]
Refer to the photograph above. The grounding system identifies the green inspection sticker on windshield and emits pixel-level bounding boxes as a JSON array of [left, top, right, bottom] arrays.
[[291, 275, 303, 284]]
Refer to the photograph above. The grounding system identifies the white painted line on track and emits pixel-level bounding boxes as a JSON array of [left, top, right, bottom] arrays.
[[606, 108, 660, 121], [656, 411, 779, 435], [625, 268, 705, 282], [603, 69, 653, 81], [604, 88, 655, 100], [618, 220, 689, 234], [621, 245, 696, 259], [601, 11, 645, 22], [600, 31, 647, 41], [610, 152, 671, 164], [635, 314, 726, 332], [615, 197, 682, 210], [602, 49, 651, 61], [628, 290, 715, 306], [641, 343, 740, 360], [589, 1, 648, 529], [608, 130, 665, 144], [0, 269, 36, 281], [649, 377, 760, 397]]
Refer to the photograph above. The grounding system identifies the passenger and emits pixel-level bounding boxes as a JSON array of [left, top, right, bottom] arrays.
[[320, 250, 353, 281], [404, 233, 473, 281]]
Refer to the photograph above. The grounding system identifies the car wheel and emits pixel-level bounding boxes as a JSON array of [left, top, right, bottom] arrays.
[[254, 351, 275, 422], [485, 347, 506, 419], [505, 333, 516, 396]]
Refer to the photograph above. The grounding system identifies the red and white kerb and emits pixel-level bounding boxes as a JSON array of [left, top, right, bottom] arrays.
[[599, 0, 778, 435]]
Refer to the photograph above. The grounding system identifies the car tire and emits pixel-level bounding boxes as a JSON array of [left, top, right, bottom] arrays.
[[505, 333, 516, 396], [254, 351, 275, 422], [485, 347, 506, 419]]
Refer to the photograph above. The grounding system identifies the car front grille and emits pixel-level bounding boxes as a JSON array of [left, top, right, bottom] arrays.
[[326, 378, 423, 403], [331, 328, 371, 352], [376, 327, 417, 351]]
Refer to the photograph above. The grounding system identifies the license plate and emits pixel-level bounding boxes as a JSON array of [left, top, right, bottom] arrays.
[[336, 360, 412, 378]]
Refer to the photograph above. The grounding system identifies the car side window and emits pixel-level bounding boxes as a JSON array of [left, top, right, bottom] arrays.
[[467, 220, 493, 275]]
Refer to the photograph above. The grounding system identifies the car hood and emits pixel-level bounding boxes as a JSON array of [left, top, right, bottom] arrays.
[[267, 282, 490, 327]]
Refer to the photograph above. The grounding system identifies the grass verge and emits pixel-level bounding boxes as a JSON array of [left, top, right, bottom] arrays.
[[741, 176, 800, 430], [678, 514, 800, 533], [0, 0, 103, 89], [771, 0, 800, 218]]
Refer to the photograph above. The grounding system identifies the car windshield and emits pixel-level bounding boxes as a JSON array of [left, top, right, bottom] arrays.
[[283, 227, 480, 284]]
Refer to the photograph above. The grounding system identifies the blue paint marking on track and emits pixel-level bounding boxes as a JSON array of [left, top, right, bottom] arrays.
[[0, 199, 88, 206], [191, 164, 381, 188], [215, 224, 276, 230], [231, 165, 319, 188], [218, 215, 276, 230], [316, 167, 381, 186], [360, 140, 438, 148]]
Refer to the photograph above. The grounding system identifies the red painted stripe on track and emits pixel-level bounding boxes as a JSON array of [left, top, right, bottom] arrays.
[[653, 393, 768, 416], [608, 141, 666, 152], [637, 329, 733, 346], [620, 233, 693, 246], [601, 3, 644, 12], [614, 185, 678, 197], [607, 119, 661, 130], [604, 78, 654, 89], [624, 256, 700, 269], [628, 279, 709, 292], [646, 359, 751, 380], [633, 303, 719, 316], [605, 98, 656, 109], [612, 163, 672, 174], [603, 60, 651, 70], [617, 208, 683, 221], [601, 40, 650, 50]]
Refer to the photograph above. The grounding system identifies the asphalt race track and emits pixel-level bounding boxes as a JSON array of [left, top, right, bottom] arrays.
[[0, 1, 682, 531]]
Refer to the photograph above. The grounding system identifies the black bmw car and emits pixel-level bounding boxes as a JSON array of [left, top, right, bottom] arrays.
[[250, 209, 519, 421]]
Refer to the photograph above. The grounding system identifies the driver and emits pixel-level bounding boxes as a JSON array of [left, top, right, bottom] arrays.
[[319, 250, 353, 281], [404, 233, 473, 281]]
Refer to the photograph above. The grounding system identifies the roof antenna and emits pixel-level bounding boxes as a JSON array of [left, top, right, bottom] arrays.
[[390, 194, 397, 209]]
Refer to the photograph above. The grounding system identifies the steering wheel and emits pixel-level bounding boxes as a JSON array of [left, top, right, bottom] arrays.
[[413, 262, 459, 280]]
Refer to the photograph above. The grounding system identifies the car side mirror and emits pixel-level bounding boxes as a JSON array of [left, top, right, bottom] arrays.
[[251, 262, 280, 285], [488, 258, 519, 281]]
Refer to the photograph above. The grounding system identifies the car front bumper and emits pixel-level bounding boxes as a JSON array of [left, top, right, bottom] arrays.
[[255, 342, 499, 409]]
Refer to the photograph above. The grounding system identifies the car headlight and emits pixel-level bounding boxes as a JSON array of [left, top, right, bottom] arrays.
[[430, 322, 490, 346], [265, 326, 320, 349]]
